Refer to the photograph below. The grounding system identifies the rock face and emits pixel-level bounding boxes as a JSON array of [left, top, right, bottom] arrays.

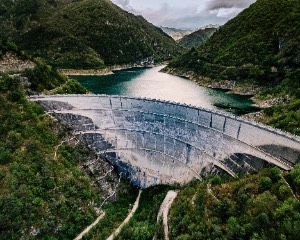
[[0, 53, 35, 73], [31, 95, 300, 188], [41, 103, 121, 202]]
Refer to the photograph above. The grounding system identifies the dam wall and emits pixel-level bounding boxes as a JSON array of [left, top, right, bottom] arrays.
[[30, 95, 300, 188]]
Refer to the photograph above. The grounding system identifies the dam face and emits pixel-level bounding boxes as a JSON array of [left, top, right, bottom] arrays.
[[31, 95, 300, 188]]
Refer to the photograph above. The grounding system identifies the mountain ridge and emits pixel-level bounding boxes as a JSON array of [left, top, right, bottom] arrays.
[[164, 0, 300, 134], [0, 0, 181, 69], [178, 27, 218, 49], [166, 0, 299, 85]]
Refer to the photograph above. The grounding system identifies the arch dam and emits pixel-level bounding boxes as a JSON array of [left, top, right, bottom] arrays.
[[30, 95, 300, 188]]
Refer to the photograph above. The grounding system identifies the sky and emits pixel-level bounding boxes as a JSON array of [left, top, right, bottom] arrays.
[[110, 0, 256, 29]]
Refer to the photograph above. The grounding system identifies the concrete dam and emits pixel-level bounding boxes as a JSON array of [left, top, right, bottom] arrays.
[[30, 95, 300, 188]]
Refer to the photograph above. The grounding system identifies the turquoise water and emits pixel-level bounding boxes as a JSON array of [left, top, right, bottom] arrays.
[[71, 66, 259, 115]]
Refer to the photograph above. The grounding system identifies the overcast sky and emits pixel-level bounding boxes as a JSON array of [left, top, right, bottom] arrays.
[[110, 0, 256, 29]]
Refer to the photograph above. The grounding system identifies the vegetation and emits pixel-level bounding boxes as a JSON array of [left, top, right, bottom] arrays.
[[178, 27, 217, 49], [169, 0, 299, 84], [0, 39, 87, 94], [0, 40, 121, 239], [0, 39, 26, 59], [168, 167, 300, 240], [167, 0, 300, 134], [74, 168, 300, 240], [257, 69, 300, 135], [82, 181, 139, 240], [0, 74, 98, 239], [0, 0, 181, 69], [116, 185, 173, 240], [83, 186, 169, 240]]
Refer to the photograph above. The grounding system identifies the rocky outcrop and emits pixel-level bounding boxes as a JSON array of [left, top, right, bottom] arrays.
[[47, 111, 121, 202], [0, 53, 35, 73], [60, 68, 113, 76]]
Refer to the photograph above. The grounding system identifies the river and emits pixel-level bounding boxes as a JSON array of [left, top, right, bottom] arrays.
[[71, 65, 259, 115]]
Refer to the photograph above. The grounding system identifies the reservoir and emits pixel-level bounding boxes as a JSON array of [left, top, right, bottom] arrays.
[[71, 66, 259, 115]]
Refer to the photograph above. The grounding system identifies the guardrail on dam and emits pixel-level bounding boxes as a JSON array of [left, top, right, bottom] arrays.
[[30, 95, 300, 188]]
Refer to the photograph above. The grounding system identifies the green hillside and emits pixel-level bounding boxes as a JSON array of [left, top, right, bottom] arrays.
[[168, 0, 299, 84], [0, 40, 87, 93], [168, 167, 300, 240], [178, 27, 217, 49], [101, 167, 300, 240], [0, 79, 98, 239], [0, 40, 139, 239], [166, 0, 300, 134], [0, 0, 181, 69]]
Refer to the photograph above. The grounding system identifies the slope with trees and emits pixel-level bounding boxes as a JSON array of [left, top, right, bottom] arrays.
[[178, 27, 217, 49], [0, 40, 139, 239], [165, 0, 300, 134], [0, 0, 181, 69]]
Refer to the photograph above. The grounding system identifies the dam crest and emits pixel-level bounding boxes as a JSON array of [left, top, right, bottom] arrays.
[[30, 95, 300, 188]]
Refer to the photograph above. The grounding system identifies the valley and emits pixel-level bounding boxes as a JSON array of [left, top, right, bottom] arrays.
[[0, 0, 299, 239]]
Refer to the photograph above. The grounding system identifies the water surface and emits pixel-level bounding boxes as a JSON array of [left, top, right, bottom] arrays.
[[71, 66, 259, 115]]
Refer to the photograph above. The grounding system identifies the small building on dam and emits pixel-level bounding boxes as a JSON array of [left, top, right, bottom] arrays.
[[30, 95, 300, 188]]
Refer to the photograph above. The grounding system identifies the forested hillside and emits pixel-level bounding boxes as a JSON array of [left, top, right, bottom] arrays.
[[165, 0, 300, 134], [88, 167, 300, 240], [168, 0, 299, 83], [178, 27, 217, 49], [0, 0, 181, 69], [0, 39, 87, 93], [167, 167, 300, 240], [0, 40, 140, 239]]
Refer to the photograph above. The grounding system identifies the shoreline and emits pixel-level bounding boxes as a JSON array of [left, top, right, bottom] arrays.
[[161, 66, 293, 122], [60, 63, 160, 76], [161, 67, 263, 96], [59, 68, 114, 76], [62, 65, 284, 110]]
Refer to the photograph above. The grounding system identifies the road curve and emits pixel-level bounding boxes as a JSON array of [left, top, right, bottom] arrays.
[[107, 189, 142, 240]]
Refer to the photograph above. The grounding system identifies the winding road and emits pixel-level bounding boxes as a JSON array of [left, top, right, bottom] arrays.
[[74, 211, 106, 240], [106, 190, 142, 240], [156, 190, 178, 240]]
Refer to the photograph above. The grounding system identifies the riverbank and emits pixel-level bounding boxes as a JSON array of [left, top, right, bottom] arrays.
[[161, 66, 294, 123], [59, 68, 113, 76], [60, 63, 158, 76], [161, 67, 263, 96]]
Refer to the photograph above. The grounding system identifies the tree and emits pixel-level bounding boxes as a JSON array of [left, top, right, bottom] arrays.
[[270, 167, 282, 182], [258, 177, 272, 193], [290, 165, 300, 190], [215, 198, 231, 222]]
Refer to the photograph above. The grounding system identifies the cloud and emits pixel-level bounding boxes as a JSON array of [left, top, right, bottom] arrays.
[[200, 0, 256, 19], [113, 0, 130, 7], [209, 7, 245, 18], [206, 0, 255, 11], [141, 3, 206, 29], [112, 0, 139, 14], [110, 0, 256, 29]]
